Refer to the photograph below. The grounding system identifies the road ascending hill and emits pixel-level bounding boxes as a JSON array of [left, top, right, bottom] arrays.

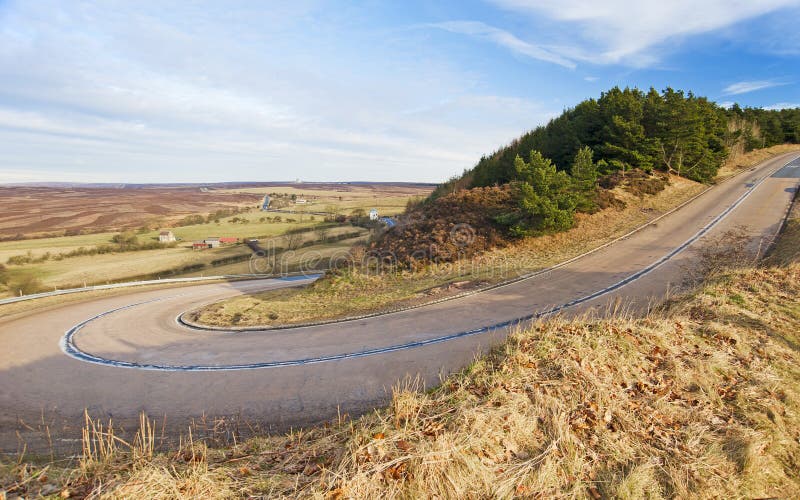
[[1, 152, 798, 452]]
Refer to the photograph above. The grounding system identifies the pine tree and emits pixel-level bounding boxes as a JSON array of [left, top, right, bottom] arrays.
[[571, 146, 599, 212], [496, 151, 577, 236], [571, 146, 598, 192]]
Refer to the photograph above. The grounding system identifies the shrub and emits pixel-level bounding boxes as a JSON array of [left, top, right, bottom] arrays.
[[6, 254, 32, 265], [371, 185, 516, 267], [625, 172, 669, 197], [595, 190, 626, 210], [110, 231, 139, 246], [175, 214, 205, 226], [8, 274, 43, 295]]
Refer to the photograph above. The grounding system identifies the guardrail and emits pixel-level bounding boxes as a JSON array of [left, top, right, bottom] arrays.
[[0, 272, 321, 307]]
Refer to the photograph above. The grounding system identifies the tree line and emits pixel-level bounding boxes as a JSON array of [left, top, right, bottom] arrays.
[[434, 87, 800, 199], [424, 86, 800, 239]]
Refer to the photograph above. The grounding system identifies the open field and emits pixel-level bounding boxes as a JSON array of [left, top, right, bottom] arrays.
[[0, 225, 367, 297], [0, 182, 429, 297], [0, 186, 261, 239], [0, 211, 318, 263], [176, 235, 369, 278], [4, 186, 799, 499], [0, 182, 431, 245], [219, 183, 432, 215]]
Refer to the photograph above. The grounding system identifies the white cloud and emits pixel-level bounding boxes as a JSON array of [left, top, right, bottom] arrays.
[[583, 76, 599, 82], [489, 0, 800, 65], [0, 2, 561, 183], [717, 101, 736, 109], [763, 102, 800, 110], [723, 80, 786, 95], [428, 21, 575, 68]]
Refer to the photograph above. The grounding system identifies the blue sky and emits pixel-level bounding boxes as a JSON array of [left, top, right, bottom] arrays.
[[1, 1, 799, 184]]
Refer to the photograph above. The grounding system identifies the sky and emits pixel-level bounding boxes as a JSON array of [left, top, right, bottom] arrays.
[[1, 1, 799, 184]]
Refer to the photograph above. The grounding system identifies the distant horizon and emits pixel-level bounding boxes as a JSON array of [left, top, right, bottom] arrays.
[[0, 179, 439, 188]]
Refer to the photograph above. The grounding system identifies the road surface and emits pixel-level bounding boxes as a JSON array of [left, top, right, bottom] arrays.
[[1, 153, 799, 452]]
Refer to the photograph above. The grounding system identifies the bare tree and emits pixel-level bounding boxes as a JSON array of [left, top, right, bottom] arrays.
[[316, 225, 333, 243], [284, 231, 303, 250]]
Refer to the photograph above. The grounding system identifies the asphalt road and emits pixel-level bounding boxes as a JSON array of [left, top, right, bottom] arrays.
[[1, 152, 799, 453]]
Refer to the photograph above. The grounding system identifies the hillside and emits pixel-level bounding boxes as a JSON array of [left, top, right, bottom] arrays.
[[368, 88, 800, 267], [439, 87, 800, 193], [5, 194, 799, 499]]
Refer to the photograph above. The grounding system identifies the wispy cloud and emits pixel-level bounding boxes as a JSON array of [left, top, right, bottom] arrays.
[[428, 21, 576, 69], [489, 0, 800, 66], [0, 2, 560, 183], [763, 102, 800, 110], [723, 80, 786, 95], [2, 1, 799, 184]]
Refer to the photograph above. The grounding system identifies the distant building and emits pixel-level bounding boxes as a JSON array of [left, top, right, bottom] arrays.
[[261, 195, 271, 211], [369, 209, 379, 221], [295, 198, 307, 205], [204, 237, 221, 248], [219, 237, 238, 244], [158, 230, 176, 243], [192, 241, 210, 250]]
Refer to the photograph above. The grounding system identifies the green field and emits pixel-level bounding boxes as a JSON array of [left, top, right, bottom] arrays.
[[0, 222, 366, 297], [0, 211, 319, 261]]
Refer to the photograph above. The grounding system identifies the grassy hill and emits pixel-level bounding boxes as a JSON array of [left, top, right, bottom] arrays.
[[370, 87, 800, 267], [436, 87, 800, 195], [4, 192, 799, 499]]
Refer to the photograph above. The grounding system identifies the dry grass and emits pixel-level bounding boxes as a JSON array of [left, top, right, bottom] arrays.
[[765, 192, 800, 267], [220, 184, 432, 216], [716, 143, 800, 180], [4, 209, 800, 499]]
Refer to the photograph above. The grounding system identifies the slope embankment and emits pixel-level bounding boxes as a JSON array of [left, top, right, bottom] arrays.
[[2, 152, 800, 500]]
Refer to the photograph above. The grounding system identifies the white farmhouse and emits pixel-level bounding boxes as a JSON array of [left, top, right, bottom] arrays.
[[369, 209, 379, 221], [158, 230, 176, 243]]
